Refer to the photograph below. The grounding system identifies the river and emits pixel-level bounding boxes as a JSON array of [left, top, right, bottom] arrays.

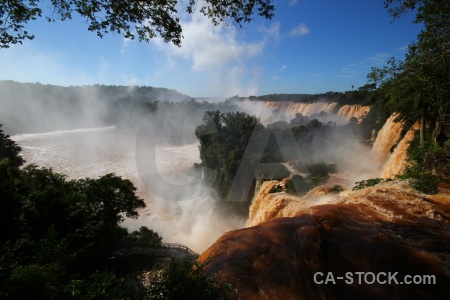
[[12, 126, 244, 253]]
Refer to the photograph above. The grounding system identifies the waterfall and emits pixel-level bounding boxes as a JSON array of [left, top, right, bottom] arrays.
[[337, 104, 371, 122], [263, 101, 337, 116], [262, 101, 370, 122], [381, 122, 419, 178], [371, 113, 404, 162]]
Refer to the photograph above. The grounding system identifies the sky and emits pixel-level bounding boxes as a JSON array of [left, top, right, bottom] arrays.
[[0, 0, 421, 98]]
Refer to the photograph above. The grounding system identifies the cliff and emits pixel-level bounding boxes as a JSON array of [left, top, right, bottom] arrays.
[[199, 181, 450, 299]]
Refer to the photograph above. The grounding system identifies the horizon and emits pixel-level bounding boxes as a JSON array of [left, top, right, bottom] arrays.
[[0, 1, 420, 98]]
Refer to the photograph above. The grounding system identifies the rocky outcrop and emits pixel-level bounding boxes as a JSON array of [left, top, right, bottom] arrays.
[[199, 181, 450, 299]]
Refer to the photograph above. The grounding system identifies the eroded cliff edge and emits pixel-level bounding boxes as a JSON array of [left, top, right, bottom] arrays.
[[199, 181, 450, 299]]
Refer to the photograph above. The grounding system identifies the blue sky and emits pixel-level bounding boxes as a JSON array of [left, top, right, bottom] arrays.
[[0, 0, 421, 98]]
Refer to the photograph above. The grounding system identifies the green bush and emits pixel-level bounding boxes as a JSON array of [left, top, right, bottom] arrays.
[[410, 175, 440, 194], [146, 258, 230, 300], [400, 142, 442, 194], [307, 162, 331, 186], [352, 178, 392, 191]]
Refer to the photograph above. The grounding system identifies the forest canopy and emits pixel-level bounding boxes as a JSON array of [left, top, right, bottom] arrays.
[[0, 0, 275, 48]]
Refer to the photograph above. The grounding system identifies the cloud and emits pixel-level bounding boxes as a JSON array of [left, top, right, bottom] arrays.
[[151, 9, 268, 96], [259, 21, 281, 42], [120, 37, 133, 54], [279, 65, 287, 71], [153, 11, 264, 72], [396, 45, 408, 52], [290, 0, 299, 6], [289, 23, 310, 37], [335, 67, 359, 79], [367, 53, 390, 66]]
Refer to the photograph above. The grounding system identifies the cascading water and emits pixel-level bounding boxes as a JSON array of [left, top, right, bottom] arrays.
[[381, 122, 420, 178], [246, 112, 420, 227], [262, 101, 371, 122], [263, 101, 338, 116], [371, 113, 404, 162], [337, 104, 371, 122]]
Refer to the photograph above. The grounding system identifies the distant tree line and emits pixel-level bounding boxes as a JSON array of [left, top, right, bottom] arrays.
[[228, 83, 379, 107], [0, 81, 191, 134]]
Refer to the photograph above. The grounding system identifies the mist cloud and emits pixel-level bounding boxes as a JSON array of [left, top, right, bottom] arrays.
[[289, 24, 310, 37]]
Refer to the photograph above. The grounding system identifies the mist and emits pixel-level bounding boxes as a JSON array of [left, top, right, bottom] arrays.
[[230, 98, 381, 186], [0, 81, 191, 135], [7, 81, 382, 254], [8, 86, 246, 253]]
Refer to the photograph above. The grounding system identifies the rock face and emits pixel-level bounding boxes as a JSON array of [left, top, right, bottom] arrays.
[[199, 181, 450, 299]]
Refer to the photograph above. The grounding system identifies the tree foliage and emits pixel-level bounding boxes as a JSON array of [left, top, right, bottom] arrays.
[[195, 111, 263, 199], [399, 140, 442, 194], [244, 86, 378, 107], [0, 123, 229, 298], [0, 0, 275, 48], [0, 124, 24, 167], [368, 0, 450, 141], [146, 258, 230, 300]]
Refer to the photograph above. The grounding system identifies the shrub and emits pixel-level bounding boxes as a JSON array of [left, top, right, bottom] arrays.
[[145, 258, 231, 300], [400, 142, 442, 194], [352, 178, 392, 191], [410, 174, 440, 194], [307, 162, 331, 186]]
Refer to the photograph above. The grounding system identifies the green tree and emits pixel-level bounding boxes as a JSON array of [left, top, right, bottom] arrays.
[[0, 124, 24, 242], [0, 0, 275, 48], [368, 0, 450, 143], [195, 111, 263, 198], [146, 258, 230, 300], [0, 124, 24, 167]]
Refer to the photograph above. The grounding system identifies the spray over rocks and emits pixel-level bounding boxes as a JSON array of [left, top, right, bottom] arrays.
[[199, 180, 450, 299]]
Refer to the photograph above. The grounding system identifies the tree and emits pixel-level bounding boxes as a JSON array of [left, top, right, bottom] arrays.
[[368, 0, 450, 143], [0, 0, 275, 48], [0, 124, 24, 167], [195, 111, 263, 199], [146, 258, 230, 300]]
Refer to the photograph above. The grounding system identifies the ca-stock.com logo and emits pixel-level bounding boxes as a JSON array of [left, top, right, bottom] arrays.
[[135, 102, 305, 202]]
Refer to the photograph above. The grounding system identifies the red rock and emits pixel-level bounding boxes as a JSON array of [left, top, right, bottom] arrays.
[[199, 182, 450, 299]]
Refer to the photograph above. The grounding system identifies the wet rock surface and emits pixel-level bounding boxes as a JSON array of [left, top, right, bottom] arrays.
[[199, 181, 450, 299]]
